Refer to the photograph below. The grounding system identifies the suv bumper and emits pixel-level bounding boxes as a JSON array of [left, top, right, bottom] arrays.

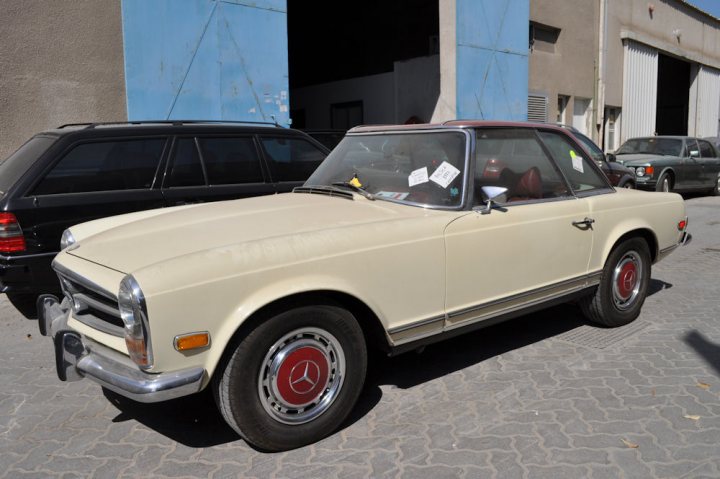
[[0, 252, 58, 294], [38, 295, 205, 403]]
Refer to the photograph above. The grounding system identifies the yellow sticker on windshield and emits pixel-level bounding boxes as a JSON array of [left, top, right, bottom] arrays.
[[349, 175, 363, 188]]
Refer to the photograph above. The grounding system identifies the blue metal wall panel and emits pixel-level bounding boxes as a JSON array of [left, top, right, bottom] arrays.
[[121, 0, 289, 124], [456, 0, 529, 121]]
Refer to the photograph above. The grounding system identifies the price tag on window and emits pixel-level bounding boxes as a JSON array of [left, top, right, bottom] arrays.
[[430, 161, 461, 188], [408, 167, 429, 187], [570, 150, 584, 173]]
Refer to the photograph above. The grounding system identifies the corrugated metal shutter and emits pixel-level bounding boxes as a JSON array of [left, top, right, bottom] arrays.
[[696, 66, 720, 137], [621, 41, 658, 141], [528, 95, 548, 123]]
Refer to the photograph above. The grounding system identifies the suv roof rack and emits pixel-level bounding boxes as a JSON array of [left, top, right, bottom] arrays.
[[56, 119, 281, 129]]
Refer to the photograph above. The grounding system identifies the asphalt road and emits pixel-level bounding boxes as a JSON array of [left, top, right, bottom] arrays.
[[1, 195, 719, 478]]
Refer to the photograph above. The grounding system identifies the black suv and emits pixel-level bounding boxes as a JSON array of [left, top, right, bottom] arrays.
[[0, 121, 330, 315]]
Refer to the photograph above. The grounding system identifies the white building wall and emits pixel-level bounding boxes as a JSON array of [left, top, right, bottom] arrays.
[[621, 41, 658, 141]]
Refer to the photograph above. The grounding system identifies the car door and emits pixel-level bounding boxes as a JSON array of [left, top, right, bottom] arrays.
[[258, 135, 329, 192], [697, 139, 720, 187], [161, 136, 275, 206], [444, 128, 598, 330], [681, 139, 703, 188], [19, 137, 167, 254]]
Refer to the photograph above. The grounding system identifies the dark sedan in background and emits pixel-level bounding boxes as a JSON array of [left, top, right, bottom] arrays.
[[613, 136, 720, 195], [568, 129, 636, 189]]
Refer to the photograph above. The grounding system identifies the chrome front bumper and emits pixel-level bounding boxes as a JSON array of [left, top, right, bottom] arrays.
[[38, 295, 205, 403]]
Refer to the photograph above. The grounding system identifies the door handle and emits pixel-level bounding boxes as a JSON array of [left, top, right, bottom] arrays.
[[572, 217, 595, 229]]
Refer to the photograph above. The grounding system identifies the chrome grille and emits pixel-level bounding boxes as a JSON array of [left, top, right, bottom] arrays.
[[57, 271, 124, 337]]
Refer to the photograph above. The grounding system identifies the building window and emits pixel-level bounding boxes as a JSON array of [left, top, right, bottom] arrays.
[[557, 95, 569, 124], [530, 22, 560, 54], [331, 101, 363, 130], [572, 98, 591, 136]]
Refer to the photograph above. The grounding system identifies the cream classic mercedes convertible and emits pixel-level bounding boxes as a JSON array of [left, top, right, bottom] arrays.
[[39, 121, 690, 451]]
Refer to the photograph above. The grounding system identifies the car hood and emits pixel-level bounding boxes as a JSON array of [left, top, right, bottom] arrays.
[[67, 192, 452, 274], [615, 154, 673, 165]]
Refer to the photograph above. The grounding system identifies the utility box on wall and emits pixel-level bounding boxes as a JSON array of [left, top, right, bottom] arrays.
[[122, 0, 290, 125]]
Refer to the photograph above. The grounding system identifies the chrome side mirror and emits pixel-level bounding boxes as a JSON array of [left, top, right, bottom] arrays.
[[689, 150, 700, 158], [480, 186, 508, 215]]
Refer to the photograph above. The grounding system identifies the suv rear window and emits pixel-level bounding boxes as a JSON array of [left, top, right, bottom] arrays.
[[0, 136, 57, 196], [33, 138, 165, 195]]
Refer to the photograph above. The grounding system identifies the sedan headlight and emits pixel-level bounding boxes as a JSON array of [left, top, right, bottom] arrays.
[[60, 229, 76, 250], [635, 167, 646, 177], [118, 275, 153, 369]]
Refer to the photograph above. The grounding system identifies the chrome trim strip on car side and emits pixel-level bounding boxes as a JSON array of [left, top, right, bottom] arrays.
[[52, 259, 117, 301], [389, 271, 602, 346], [0, 251, 59, 261]]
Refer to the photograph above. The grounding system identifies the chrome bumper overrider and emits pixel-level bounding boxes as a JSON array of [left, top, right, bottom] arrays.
[[38, 295, 205, 403]]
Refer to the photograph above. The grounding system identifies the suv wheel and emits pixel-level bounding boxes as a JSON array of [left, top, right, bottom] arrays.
[[655, 172, 672, 192]]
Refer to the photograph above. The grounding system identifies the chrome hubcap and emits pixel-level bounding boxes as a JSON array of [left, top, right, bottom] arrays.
[[258, 327, 345, 425], [662, 178, 670, 192], [612, 250, 643, 310]]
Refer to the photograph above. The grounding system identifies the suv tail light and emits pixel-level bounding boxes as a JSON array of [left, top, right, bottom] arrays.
[[0, 213, 26, 253]]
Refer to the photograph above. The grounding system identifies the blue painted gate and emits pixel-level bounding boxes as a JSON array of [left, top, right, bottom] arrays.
[[121, 0, 290, 125]]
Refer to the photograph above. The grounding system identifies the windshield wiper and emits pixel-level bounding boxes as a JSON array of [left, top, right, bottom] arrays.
[[331, 181, 375, 201]]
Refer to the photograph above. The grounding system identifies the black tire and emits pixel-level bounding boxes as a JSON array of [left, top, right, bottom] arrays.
[[214, 304, 367, 451], [655, 172, 672, 192], [619, 181, 635, 189], [709, 174, 720, 196], [579, 237, 651, 327]]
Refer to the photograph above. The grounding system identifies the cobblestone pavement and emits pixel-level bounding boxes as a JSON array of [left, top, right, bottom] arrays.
[[1, 196, 719, 479]]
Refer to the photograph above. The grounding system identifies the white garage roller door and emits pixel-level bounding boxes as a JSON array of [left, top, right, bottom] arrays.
[[694, 66, 720, 137], [622, 41, 658, 141]]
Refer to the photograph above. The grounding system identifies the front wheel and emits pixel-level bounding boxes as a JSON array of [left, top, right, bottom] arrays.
[[214, 304, 367, 451], [580, 237, 651, 327], [709, 173, 720, 196], [655, 172, 672, 192]]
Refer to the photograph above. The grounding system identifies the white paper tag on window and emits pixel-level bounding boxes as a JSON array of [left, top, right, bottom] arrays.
[[408, 167, 429, 187], [430, 161, 461, 188], [376, 191, 409, 200], [570, 150, 584, 173]]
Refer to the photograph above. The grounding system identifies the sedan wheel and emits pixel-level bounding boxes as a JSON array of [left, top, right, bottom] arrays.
[[580, 237, 650, 327], [655, 172, 672, 192], [710, 174, 720, 196], [214, 304, 367, 451]]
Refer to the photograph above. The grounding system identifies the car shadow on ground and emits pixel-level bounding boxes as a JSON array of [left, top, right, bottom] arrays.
[[684, 330, 720, 378], [105, 278, 674, 450]]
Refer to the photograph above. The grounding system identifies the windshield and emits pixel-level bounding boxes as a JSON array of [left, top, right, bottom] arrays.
[[304, 131, 468, 208], [616, 138, 683, 156]]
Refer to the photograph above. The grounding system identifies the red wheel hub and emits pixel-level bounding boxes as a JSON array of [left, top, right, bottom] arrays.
[[616, 262, 637, 299], [275, 346, 330, 407]]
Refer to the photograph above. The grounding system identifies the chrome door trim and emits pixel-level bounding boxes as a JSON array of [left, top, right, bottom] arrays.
[[388, 271, 602, 346]]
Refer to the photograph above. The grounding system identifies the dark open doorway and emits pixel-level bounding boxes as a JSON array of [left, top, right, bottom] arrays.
[[656, 54, 690, 135], [287, 0, 440, 130]]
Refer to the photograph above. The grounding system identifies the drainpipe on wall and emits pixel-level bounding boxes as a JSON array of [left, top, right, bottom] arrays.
[[595, 0, 608, 147]]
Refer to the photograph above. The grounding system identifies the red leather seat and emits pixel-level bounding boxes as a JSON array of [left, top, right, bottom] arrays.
[[509, 167, 542, 202]]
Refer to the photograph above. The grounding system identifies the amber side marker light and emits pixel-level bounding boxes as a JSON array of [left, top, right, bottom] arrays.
[[645, 166, 654, 175], [174, 332, 210, 351]]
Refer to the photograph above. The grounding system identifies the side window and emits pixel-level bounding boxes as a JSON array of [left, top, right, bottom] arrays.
[[168, 138, 205, 187], [198, 137, 264, 185], [698, 140, 715, 158], [32, 138, 164, 195], [537, 131, 609, 193], [474, 129, 570, 205], [260, 137, 327, 182]]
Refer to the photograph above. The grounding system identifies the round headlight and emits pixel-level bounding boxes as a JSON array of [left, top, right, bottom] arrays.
[[635, 167, 646, 177], [60, 229, 76, 250]]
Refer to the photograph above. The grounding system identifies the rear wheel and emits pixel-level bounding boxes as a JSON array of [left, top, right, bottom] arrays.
[[580, 237, 651, 327], [214, 304, 367, 451], [655, 172, 672, 192], [709, 173, 720, 196]]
